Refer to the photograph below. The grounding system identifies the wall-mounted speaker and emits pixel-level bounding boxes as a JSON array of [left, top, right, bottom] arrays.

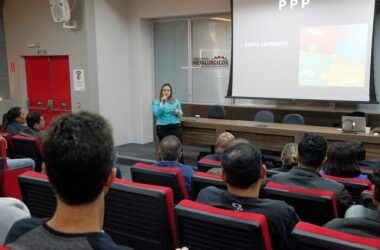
[[50, 0, 71, 23]]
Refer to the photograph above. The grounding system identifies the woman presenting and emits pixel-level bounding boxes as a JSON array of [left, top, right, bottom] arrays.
[[153, 83, 183, 142]]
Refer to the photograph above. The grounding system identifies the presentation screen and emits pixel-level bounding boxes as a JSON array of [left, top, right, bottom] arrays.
[[231, 0, 376, 102]]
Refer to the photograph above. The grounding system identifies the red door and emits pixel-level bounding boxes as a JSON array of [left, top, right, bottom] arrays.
[[25, 56, 71, 126]]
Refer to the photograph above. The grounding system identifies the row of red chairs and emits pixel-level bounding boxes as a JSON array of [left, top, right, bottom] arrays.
[[197, 157, 373, 203], [131, 163, 373, 226], [12, 171, 380, 249]]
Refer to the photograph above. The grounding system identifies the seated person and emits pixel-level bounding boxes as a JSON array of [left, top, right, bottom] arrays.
[[207, 138, 249, 176], [203, 132, 235, 161], [5, 112, 132, 250], [270, 133, 354, 217], [0, 135, 35, 171], [2, 107, 27, 135], [272, 143, 298, 172], [324, 167, 380, 238], [197, 143, 299, 250], [21, 112, 45, 139], [0, 198, 30, 243], [320, 141, 368, 180], [153, 135, 195, 195], [350, 140, 378, 168]]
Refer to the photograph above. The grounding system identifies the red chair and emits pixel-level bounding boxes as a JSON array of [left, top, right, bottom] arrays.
[[321, 174, 371, 203], [175, 200, 273, 250], [291, 221, 380, 250], [0, 140, 32, 200], [196, 157, 221, 172], [0, 132, 15, 158], [191, 171, 226, 200], [12, 134, 43, 172], [105, 178, 177, 249], [18, 171, 56, 218], [131, 162, 189, 203], [263, 182, 338, 225]]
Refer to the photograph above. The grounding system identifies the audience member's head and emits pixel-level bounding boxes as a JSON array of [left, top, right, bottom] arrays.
[[159, 135, 182, 161], [349, 140, 366, 162], [2, 107, 25, 126], [298, 132, 327, 169], [42, 111, 115, 205], [0, 198, 30, 243], [322, 142, 361, 178], [221, 143, 265, 189], [26, 112, 45, 131], [229, 138, 251, 147], [215, 132, 235, 155], [281, 143, 298, 166]]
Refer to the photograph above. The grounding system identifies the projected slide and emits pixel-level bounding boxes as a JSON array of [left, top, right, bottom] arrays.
[[299, 24, 368, 87], [231, 0, 376, 102]]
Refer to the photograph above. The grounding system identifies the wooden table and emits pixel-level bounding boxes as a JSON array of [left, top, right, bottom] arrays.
[[181, 117, 380, 160]]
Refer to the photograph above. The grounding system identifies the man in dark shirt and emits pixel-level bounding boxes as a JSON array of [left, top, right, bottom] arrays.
[[153, 135, 194, 195], [197, 143, 299, 250], [324, 167, 380, 238], [5, 112, 132, 250], [21, 111, 45, 139], [270, 132, 353, 217]]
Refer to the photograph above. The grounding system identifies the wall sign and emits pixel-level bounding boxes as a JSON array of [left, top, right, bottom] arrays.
[[73, 69, 85, 91]]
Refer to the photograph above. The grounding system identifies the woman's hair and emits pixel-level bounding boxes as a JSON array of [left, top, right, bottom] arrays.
[[159, 83, 175, 103], [2, 107, 22, 131], [281, 143, 298, 166], [322, 141, 361, 178]]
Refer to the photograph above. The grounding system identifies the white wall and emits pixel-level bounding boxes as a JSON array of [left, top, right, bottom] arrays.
[[94, 0, 132, 145]]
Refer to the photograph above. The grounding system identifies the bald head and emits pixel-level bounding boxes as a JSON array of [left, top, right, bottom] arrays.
[[215, 132, 235, 154], [159, 135, 182, 161]]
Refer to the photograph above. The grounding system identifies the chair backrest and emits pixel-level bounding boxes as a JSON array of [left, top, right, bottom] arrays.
[[104, 178, 177, 249], [191, 172, 226, 200], [175, 200, 273, 250], [266, 169, 281, 177], [0, 132, 15, 158], [131, 162, 189, 203], [196, 157, 221, 172], [263, 182, 338, 225], [282, 113, 305, 125], [0, 156, 32, 200], [291, 221, 380, 250], [359, 190, 375, 210], [254, 110, 274, 123], [321, 174, 371, 203], [12, 134, 43, 172], [0, 139, 7, 158], [18, 171, 56, 218], [207, 105, 226, 119], [360, 166, 374, 179], [0, 140, 32, 200]]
